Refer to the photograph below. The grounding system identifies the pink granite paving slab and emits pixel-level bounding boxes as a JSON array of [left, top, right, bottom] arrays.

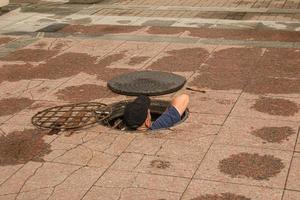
[[286, 153, 300, 191], [83, 186, 181, 200], [180, 27, 300, 42], [0, 164, 23, 185], [189, 46, 263, 93], [39, 74, 108, 102], [283, 190, 300, 200], [182, 179, 283, 200], [185, 90, 240, 115], [82, 186, 122, 200], [0, 48, 60, 62], [214, 117, 299, 151], [296, 139, 300, 153], [53, 144, 118, 168], [194, 144, 292, 188], [230, 94, 300, 122], [105, 41, 168, 70], [62, 39, 125, 57], [25, 38, 77, 52], [59, 24, 144, 36], [134, 154, 199, 178], [0, 162, 43, 195], [153, 120, 221, 141], [46, 167, 106, 200], [138, 26, 186, 36], [145, 43, 216, 72], [0, 37, 15, 46], [95, 170, 137, 188], [20, 162, 81, 192], [125, 136, 166, 155], [157, 135, 215, 162], [110, 152, 144, 171], [133, 173, 190, 193], [16, 188, 53, 200], [0, 194, 16, 200], [118, 187, 181, 200], [245, 48, 300, 98]]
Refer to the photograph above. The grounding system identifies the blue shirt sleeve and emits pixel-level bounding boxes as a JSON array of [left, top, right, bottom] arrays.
[[150, 105, 181, 130]]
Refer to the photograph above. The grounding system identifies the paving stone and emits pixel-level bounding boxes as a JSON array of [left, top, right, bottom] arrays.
[[133, 173, 189, 193], [111, 152, 144, 171], [54, 145, 117, 168], [283, 190, 300, 200], [16, 188, 53, 200], [95, 170, 137, 187], [134, 155, 198, 178], [194, 144, 292, 188], [157, 135, 214, 162], [214, 117, 299, 151], [182, 179, 283, 200], [121, 187, 181, 200], [0, 165, 23, 185], [62, 39, 125, 57], [104, 41, 168, 70], [0, 194, 17, 200], [82, 186, 122, 200], [186, 90, 240, 115], [126, 136, 166, 155], [47, 167, 105, 200], [155, 120, 220, 141], [231, 94, 300, 122], [21, 162, 81, 192], [0, 162, 42, 195], [286, 153, 300, 191]]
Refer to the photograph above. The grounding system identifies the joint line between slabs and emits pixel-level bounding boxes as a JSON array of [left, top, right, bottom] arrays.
[[281, 126, 300, 200], [79, 134, 138, 200], [179, 89, 244, 199]]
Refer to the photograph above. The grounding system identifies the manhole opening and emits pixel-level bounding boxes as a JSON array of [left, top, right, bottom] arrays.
[[101, 99, 189, 131]]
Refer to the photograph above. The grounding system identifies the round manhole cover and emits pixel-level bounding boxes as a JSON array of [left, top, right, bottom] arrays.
[[32, 102, 111, 130], [107, 71, 186, 96]]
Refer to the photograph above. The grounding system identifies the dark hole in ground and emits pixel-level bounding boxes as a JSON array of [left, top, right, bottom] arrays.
[[251, 97, 299, 116], [251, 126, 296, 143], [218, 153, 284, 180], [101, 99, 189, 131], [0, 129, 51, 166], [0, 97, 34, 116], [191, 193, 251, 200]]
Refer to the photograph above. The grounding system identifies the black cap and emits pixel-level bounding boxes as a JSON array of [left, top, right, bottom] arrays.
[[123, 95, 151, 129]]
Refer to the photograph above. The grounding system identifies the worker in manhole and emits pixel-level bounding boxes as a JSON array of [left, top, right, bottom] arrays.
[[123, 94, 189, 131]]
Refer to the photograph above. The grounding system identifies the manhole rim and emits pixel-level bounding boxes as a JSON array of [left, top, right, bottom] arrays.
[[101, 99, 189, 132]]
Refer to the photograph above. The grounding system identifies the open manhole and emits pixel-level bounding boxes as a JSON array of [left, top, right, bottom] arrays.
[[107, 71, 186, 96], [100, 99, 189, 131]]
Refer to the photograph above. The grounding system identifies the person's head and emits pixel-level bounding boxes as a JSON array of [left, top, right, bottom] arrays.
[[123, 95, 152, 130]]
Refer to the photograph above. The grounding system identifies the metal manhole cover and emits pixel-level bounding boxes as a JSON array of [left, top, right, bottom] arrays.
[[107, 71, 186, 96], [32, 102, 110, 130]]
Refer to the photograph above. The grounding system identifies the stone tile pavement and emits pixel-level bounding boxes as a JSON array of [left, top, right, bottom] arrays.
[[0, 0, 299, 200]]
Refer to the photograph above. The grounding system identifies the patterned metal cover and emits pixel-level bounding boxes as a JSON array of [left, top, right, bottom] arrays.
[[32, 102, 110, 130], [107, 71, 186, 96]]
